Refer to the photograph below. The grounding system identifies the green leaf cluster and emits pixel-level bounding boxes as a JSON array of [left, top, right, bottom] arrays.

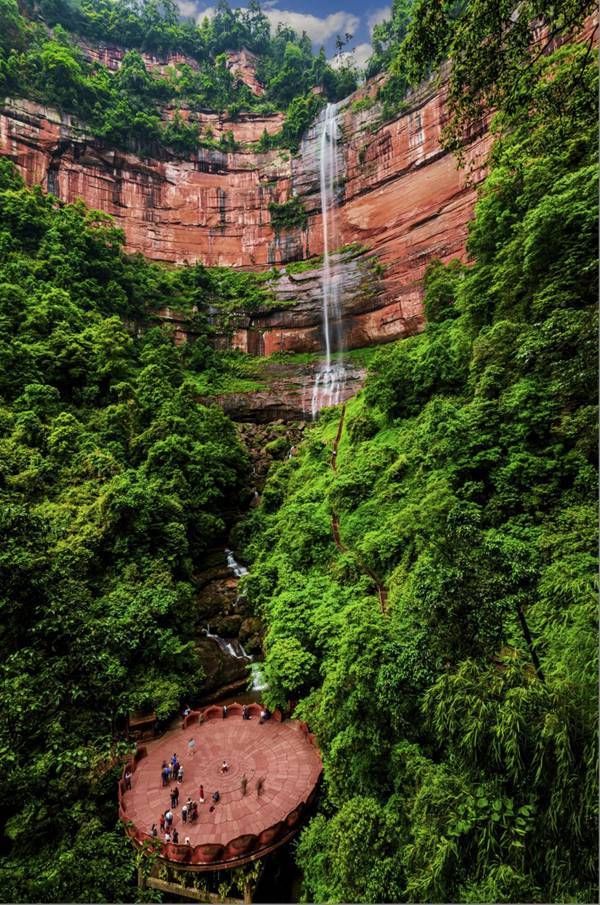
[[269, 195, 308, 233]]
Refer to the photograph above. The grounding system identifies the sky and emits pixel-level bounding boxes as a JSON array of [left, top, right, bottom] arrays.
[[176, 0, 392, 69]]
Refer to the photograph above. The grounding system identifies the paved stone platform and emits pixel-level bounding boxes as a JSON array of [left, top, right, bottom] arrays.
[[122, 712, 322, 847]]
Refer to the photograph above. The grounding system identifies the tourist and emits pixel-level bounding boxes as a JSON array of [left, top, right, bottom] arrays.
[[182, 705, 191, 718], [199, 784, 204, 803], [164, 831, 171, 844], [177, 765, 184, 783], [172, 828, 179, 844], [165, 809, 173, 827], [222, 705, 228, 719], [181, 803, 188, 823], [220, 760, 229, 774], [170, 787, 178, 809], [259, 708, 271, 724], [190, 801, 198, 822], [161, 764, 170, 787], [151, 823, 158, 837], [187, 737, 196, 757], [184, 836, 191, 845], [124, 768, 132, 790], [172, 758, 180, 780], [212, 790, 220, 803], [242, 705, 250, 720], [159, 813, 166, 833]]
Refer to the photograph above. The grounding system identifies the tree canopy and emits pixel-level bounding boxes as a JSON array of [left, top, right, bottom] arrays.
[[0, 0, 356, 155], [0, 159, 250, 899]]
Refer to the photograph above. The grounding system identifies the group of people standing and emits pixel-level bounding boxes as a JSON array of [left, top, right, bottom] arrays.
[[146, 703, 272, 846], [161, 753, 183, 786], [152, 793, 202, 844], [153, 751, 223, 845]]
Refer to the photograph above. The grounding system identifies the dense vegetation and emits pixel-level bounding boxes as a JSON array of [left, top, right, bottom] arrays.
[[244, 43, 598, 903], [0, 159, 251, 899], [374, 0, 596, 137], [0, 0, 596, 898], [0, 0, 356, 155], [269, 196, 309, 233]]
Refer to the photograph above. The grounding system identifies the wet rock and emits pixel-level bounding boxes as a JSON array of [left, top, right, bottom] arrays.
[[239, 618, 263, 657], [208, 615, 243, 638], [240, 617, 262, 642], [196, 637, 250, 695], [244, 635, 263, 656], [196, 577, 238, 621], [211, 364, 365, 425]]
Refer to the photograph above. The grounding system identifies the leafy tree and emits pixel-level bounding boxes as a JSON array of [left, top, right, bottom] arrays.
[[0, 0, 356, 154]]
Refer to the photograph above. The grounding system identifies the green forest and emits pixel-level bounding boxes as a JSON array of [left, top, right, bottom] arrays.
[[0, 0, 355, 154], [246, 41, 598, 902], [0, 0, 597, 902], [0, 157, 255, 898]]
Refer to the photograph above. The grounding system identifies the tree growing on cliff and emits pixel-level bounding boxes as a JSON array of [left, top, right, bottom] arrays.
[[380, 0, 597, 146]]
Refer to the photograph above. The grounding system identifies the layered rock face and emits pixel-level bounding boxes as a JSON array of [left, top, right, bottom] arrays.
[[223, 247, 385, 356], [292, 77, 491, 347], [4, 18, 594, 352], [0, 30, 493, 353], [0, 74, 485, 352], [0, 97, 290, 266]]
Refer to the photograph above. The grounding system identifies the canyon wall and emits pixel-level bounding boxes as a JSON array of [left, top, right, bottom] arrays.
[[1, 16, 595, 353], [0, 75, 482, 351]]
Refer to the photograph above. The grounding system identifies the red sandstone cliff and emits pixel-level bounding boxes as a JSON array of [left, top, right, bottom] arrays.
[[0, 74, 484, 350], [1, 14, 595, 353]]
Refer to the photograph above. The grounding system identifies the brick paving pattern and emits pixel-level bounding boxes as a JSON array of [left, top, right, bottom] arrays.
[[123, 716, 322, 846]]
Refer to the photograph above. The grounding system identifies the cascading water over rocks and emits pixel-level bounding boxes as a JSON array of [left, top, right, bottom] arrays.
[[311, 102, 346, 418]]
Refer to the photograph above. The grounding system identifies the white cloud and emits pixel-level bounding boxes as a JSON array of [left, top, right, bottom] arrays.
[[367, 5, 391, 34], [352, 41, 373, 68], [189, 4, 215, 22], [177, 1, 359, 47], [263, 8, 359, 45], [330, 41, 372, 70], [178, 0, 200, 18]]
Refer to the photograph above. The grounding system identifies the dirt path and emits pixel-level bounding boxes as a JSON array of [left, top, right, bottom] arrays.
[[329, 406, 388, 614]]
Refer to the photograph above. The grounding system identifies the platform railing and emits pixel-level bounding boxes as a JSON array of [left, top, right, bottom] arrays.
[[118, 702, 321, 870]]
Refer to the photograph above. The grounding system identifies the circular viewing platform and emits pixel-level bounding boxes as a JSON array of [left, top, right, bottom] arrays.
[[119, 702, 322, 871]]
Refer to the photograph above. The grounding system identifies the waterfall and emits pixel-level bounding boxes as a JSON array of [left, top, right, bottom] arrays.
[[225, 547, 248, 578], [249, 661, 269, 692], [311, 102, 345, 419], [204, 625, 251, 661]]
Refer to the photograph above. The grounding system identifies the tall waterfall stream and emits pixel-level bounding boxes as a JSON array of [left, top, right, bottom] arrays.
[[311, 102, 346, 418]]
